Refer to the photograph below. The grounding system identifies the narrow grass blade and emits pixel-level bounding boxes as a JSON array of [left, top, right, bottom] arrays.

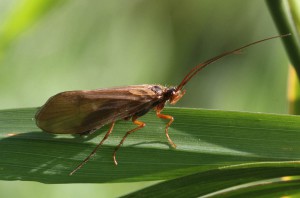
[[0, 107, 300, 183]]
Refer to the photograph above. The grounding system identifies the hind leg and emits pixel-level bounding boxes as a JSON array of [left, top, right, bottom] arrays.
[[70, 122, 115, 175]]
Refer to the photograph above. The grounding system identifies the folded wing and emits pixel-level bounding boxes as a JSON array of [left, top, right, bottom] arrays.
[[35, 85, 163, 134]]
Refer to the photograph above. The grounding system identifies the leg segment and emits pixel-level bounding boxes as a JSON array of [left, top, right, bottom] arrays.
[[113, 117, 145, 165], [156, 110, 176, 148], [69, 122, 115, 175]]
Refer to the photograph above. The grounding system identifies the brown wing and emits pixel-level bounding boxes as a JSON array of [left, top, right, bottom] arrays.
[[35, 85, 165, 134]]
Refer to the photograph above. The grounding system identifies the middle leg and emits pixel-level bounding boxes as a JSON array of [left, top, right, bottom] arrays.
[[113, 116, 145, 165]]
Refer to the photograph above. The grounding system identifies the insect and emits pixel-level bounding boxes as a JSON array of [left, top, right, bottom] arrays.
[[35, 34, 290, 175]]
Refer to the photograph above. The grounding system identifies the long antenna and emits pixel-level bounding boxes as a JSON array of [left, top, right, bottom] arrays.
[[175, 33, 291, 91]]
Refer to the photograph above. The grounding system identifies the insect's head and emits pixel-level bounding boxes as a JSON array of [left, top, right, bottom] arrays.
[[165, 87, 186, 105]]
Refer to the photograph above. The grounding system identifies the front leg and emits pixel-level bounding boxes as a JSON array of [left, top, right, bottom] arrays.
[[156, 110, 176, 148]]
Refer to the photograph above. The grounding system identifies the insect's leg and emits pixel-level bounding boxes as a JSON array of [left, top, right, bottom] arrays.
[[156, 110, 176, 148], [69, 122, 115, 176], [113, 116, 145, 165]]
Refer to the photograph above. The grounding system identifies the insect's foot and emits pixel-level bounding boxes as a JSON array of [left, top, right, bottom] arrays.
[[172, 143, 177, 149], [113, 154, 118, 165]]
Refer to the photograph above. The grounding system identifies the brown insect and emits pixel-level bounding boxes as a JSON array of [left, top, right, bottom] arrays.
[[35, 34, 290, 175]]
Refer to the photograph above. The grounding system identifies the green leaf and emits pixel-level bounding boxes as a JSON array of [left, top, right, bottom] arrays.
[[122, 167, 300, 197], [266, 0, 300, 115], [266, 0, 300, 75], [1, 107, 300, 184]]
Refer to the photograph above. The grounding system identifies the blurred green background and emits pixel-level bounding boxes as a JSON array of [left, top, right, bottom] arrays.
[[0, 0, 290, 197]]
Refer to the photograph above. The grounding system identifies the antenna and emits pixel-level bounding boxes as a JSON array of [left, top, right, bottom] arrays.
[[176, 33, 291, 91]]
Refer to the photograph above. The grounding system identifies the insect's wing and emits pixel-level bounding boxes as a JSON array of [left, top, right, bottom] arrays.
[[35, 85, 162, 134], [36, 91, 111, 134]]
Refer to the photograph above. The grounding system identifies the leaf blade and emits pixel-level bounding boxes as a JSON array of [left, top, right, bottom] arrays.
[[0, 107, 300, 183]]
